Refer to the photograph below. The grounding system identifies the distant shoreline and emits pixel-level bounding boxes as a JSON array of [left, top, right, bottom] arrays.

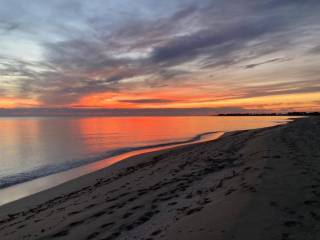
[[217, 112, 320, 116]]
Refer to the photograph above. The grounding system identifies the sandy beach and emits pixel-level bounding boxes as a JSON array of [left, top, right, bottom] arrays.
[[0, 116, 319, 240]]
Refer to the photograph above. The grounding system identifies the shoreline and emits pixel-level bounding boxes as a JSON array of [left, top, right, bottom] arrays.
[[0, 115, 293, 204], [0, 131, 226, 210], [1, 117, 319, 239], [0, 131, 221, 190], [0, 131, 224, 206]]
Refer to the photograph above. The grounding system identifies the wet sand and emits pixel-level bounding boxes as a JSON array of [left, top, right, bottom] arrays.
[[0, 117, 319, 240]]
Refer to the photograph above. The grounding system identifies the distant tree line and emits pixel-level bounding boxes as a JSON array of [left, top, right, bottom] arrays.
[[218, 112, 320, 116]]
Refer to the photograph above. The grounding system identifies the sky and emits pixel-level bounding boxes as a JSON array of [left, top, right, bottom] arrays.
[[0, 0, 319, 113]]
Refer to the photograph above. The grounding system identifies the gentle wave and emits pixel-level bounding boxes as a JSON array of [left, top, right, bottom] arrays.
[[0, 131, 218, 189]]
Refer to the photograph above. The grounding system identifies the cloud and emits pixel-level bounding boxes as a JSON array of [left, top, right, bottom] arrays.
[[118, 98, 176, 104], [308, 45, 320, 54], [0, 21, 20, 34], [150, 18, 281, 66], [0, 0, 319, 108], [240, 79, 320, 98], [243, 57, 291, 69]]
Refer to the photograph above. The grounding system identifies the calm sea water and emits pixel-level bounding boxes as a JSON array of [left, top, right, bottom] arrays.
[[0, 116, 292, 204]]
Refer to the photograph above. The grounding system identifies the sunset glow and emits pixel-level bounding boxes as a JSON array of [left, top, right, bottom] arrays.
[[0, 0, 319, 113]]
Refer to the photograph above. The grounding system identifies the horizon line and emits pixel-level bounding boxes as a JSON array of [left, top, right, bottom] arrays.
[[0, 108, 318, 117]]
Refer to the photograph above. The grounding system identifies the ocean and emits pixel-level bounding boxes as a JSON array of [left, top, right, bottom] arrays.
[[0, 116, 292, 205]]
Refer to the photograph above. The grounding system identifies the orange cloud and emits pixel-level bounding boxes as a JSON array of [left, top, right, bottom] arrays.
[[70, 83, 320, 112], [0, 98, 40, 108]]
